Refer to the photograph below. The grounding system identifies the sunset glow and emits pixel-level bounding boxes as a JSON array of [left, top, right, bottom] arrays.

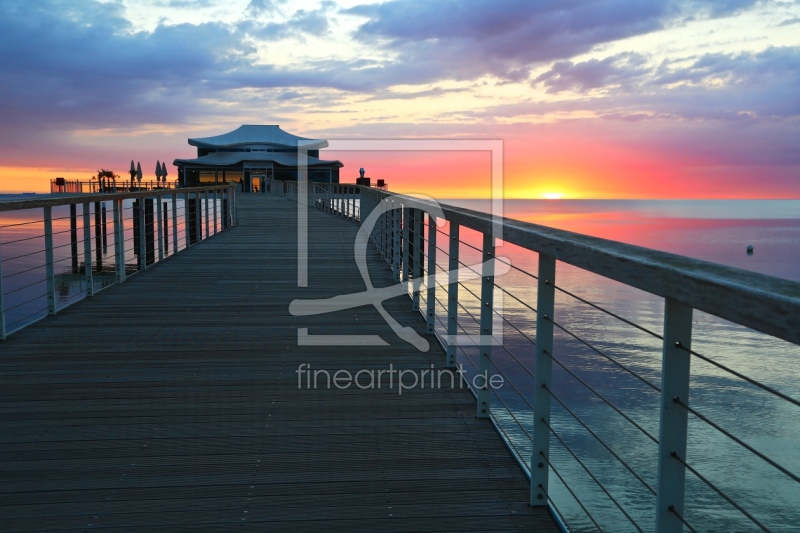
[[0, 1, 798, 199]]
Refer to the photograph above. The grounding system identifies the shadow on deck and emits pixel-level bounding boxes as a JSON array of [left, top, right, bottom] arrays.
[[0, 194, 559, 532]]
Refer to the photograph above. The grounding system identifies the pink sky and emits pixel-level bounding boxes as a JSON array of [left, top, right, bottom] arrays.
[[0, 1, 798, 198]]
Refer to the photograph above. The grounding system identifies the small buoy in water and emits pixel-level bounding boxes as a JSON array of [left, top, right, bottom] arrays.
[[746, 244, 754, 254]]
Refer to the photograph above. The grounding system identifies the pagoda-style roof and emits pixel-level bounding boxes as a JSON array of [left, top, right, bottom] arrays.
[[188, 125, 327, 150], [174, 151, 343, 169]]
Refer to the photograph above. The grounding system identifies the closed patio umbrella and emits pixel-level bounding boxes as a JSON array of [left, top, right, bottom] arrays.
[[129, 160, 136, 189]]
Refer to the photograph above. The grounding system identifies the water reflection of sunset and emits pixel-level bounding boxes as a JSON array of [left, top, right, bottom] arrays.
[[439, 200, 800, 532]]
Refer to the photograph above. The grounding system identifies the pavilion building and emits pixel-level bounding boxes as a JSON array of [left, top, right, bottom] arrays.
[[173, 125, 343, 192]]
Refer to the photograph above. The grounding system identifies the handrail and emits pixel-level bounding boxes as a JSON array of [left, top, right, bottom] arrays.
[[2, 185, 228, 212], [360, 188, 800, 345], [284, 183, 800, 533], [1, 185, 236, 339]]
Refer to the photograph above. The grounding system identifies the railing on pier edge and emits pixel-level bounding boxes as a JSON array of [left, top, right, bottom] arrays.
[[50, 179, 180, 194], [0, 185, 236, 339], [269, 178, 800, 533]]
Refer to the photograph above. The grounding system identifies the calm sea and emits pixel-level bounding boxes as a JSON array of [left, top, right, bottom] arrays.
[[441, 199, 800, 532], [2, 196, 798, 531]]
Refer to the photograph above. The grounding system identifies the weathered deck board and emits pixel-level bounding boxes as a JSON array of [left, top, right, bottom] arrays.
[[0, 194, 559, 532]]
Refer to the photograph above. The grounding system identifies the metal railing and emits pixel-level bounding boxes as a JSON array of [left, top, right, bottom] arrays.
[[50, 179, 179, 194], [268, 178, 361, 222], [0, 185, 236, 339], [277, 182, 800, 532]]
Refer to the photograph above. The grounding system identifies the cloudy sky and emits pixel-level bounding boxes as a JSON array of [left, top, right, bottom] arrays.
[[0, 0, 798, 197]]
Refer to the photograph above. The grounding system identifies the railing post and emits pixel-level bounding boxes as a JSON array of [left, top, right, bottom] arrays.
[[392, 201, 401, 282], [162, 201, 169, 256], [204, 190, 210, 239], [477, 232, 496, 419], [44, 206, 56, 315], [232, 186, 237, 226], [412, 208, 423, 312], [379, 198, 385, 257], [156, 194, 164, 262], [195, 191, 203, 242], [184, 191, 191, 246], [374, 196, 380, 251], [83, 202, 94, 296], [171, 193, 178, 254], [113, 199, 125, 283], [213, 189, 218, 235], [0, 236, 6, 340], [426, 214, 437, 335], [531, 254, 556, 506], [402, 205, 410, 285], [446, 223, 460, 368], [655, 298, 693, 533], [384, 199, 391, 265], [138, 198, 146, 270]]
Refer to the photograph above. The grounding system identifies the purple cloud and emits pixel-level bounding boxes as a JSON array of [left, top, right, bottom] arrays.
[[534, 53, 649, 93], [345, 0, 670, 80]]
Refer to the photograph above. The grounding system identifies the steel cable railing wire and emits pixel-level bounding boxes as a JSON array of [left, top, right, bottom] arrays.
[[4, 291, 48, 313], [443, 300, 537, 448], [7, 308, 49, 329], [545, 314, 661, 393], [456, 279, 538, 383], [49, 227, 81, 238], [668, 505, 699, 533], [495, 284, 536, 346], [541, 412, 645, 533], [0, 219, 46, 229], [676, 344, 800, 409], [673, 397, 799, 483], [459, 247, 658, 474], [495, 283, 538, 316], [2, 262, 48, 280], [496, 254, 539, 281], [462, 249, 663, 387], [670, 451, 771, 532], [486, 396, 534, 470], [0, 234, 47, 246], [474, 336, 536, 419], [52, 211, 86, 221], [547, 384, 657, 495], [542, 347, 658, 444], [2, 277, 48, 298], [553, 281, 663, 341], [1, 248, 48, 263], [538, 486, 577, 533], [458, 237, 482, 254], [454, 273, 539, 354], [538, 452, 602, 532]]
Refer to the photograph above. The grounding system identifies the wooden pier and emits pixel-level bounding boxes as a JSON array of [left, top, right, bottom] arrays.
[[0, 195, 559, 531]]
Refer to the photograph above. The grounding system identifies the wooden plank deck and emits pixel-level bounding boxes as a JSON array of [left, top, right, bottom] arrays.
[[0, 194, 560, 532]]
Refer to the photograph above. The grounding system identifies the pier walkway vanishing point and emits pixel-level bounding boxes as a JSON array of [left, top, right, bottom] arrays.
[[0, 194, 560, 531]]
